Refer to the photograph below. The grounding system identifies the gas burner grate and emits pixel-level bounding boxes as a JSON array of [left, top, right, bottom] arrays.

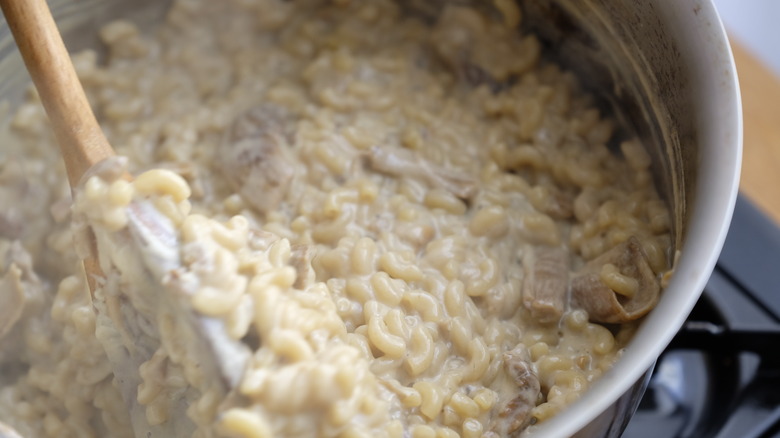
[[624, 195, 780, 438]]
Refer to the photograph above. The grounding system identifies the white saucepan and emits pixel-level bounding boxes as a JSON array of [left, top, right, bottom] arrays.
[[0, 0, 741, 436]]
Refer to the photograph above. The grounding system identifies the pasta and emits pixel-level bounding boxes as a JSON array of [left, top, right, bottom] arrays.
[[0, 0, 676, 437]]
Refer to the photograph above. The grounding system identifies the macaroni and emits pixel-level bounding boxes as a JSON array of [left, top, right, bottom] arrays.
[[0, 0, 675, 436]]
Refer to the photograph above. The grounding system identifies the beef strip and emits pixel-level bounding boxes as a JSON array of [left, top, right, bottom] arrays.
[[570, 236, 660, 323], [0, 264, 24, 340], [535, 186, 573, 220], [0, 216, 22, 240], [366, 146, 477, 200], [492, 345, 541, 436], [0, 240, 40, 341], [522, 245, 570, 324], [457, 60, 507, 92], [289, 244, 314, 289], [73, 158, 252, 437], [219, 104, 297, 215]]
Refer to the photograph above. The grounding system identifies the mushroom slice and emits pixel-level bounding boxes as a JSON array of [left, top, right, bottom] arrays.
[[493, 345, 540, 435], [366, 146, 477, 200], [290, 244, 314, 289], [522, 245, 570, 324], [570, 236, 660, 323]]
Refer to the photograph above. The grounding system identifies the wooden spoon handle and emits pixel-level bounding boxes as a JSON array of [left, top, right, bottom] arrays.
[[0, 0, 114, 187]]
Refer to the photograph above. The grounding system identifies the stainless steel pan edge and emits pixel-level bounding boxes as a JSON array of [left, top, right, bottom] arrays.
[[520, 1, 741, 435]]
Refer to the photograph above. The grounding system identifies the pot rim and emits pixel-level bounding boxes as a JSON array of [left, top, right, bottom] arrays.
[[526, 1, 742, 436], [0, 1, 743, 436]]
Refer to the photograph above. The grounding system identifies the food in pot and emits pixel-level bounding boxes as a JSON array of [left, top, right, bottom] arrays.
[[0, 0, 673, 436]]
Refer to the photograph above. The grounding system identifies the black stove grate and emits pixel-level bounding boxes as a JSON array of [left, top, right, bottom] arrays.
[[623, 195, 780, 438]]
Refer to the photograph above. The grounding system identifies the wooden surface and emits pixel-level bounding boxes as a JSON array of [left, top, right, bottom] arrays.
[[732, 40, 780, 223]]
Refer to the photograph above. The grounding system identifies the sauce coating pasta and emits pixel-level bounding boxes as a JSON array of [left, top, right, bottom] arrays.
[[0, 0, 673, 436]]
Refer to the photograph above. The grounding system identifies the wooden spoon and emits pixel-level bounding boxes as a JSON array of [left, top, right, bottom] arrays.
[[0, 0, 114, 188], [0, 0, 114, 297], [0, 1, 249, 435]]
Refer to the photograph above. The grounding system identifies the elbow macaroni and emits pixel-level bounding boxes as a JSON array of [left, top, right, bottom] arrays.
[[0, 0, 675, 436]]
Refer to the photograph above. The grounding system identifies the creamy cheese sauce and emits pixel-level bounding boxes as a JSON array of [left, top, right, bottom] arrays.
[[0, 0, 672, 437]]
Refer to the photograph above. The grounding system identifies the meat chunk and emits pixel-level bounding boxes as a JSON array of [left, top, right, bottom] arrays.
[[570, 236, 660, 323], [366, 146, 477, 200], [0, 264, 24, 340], [0, 216, 22, 240], [532, 185, 573, 220], [431, 5, 540, 85], [522, 246, 570, 324], [290, 244, 314, 289], [219, 105, 297, 215], [493, 345, 540, 436], [72, 160, 253, 437]]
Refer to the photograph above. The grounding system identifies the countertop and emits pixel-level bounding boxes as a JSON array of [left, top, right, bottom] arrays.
[[733, 41, 780, 223]]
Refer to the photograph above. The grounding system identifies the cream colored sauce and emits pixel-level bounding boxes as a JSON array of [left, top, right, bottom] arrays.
[[0, 0, 672, 437]]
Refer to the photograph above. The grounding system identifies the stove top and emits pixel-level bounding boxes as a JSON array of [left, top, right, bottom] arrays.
[[623, 195, 780, 438]]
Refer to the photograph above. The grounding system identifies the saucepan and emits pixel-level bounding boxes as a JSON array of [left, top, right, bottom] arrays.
[[521, 0, 741, 436], [0, 0, 741, 436]]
